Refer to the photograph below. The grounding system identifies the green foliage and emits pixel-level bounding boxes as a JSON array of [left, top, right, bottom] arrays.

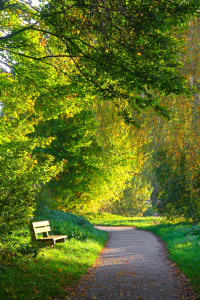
[[152, 147, 200, 221], [39, 0, 200, 119], [0, 140, 61, 237], [104, 173, 152, 217], [32, 110, 105, 210], [1, 0, 199, 119], [153, 150, 189, 216], [31, 102, 147, 212], [139, 18, 200, 222], [0, 0, 200, 239]]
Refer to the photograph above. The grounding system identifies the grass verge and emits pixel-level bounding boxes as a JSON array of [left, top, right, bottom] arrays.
[[0, 209, 108, 300], [83, 212, 200, 295]]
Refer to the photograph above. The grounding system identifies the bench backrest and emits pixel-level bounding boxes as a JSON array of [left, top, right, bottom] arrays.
[[30, 221, 51, 242]]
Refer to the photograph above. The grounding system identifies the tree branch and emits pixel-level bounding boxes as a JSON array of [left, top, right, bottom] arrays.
[[2, 49, 84, 60], [0, 24, 36, 41]]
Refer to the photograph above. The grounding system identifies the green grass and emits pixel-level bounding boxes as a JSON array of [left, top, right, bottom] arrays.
[[2, 210, 200, 299], [83, 212, 161, 227], [83, 212, 200, 295], [0, 208, 108, 300]]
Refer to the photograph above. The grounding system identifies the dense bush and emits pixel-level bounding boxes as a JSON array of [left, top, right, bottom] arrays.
[[33, 206, 97, 240]]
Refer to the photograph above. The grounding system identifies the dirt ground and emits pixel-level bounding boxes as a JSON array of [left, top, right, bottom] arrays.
[[65, 226, 199, 300]]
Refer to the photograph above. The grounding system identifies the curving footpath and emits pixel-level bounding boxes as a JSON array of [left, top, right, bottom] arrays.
[[66, 226, 199, 300]]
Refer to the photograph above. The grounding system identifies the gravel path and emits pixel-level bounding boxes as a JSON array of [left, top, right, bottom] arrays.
[[66, 226, 198, 300]]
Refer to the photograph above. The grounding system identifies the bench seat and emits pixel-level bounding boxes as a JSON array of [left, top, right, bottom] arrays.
[[41, 235, 68, 244]]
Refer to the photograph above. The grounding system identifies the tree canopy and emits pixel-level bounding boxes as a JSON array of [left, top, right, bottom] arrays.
[[1, 0, 200, 233], [1, 0, 200, 120]]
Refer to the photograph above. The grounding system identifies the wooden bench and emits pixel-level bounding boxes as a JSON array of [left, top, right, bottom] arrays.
[[29, 221, 67, 245]]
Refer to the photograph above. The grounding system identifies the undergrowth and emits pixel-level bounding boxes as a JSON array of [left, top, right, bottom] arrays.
[[0, 208, 108, 300]]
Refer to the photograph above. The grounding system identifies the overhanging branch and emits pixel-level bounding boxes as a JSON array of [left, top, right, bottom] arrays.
[[0, 24, 36, 41]]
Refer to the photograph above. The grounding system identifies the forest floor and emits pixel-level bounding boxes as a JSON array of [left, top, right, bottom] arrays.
[[64, 226, 199, 300]]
